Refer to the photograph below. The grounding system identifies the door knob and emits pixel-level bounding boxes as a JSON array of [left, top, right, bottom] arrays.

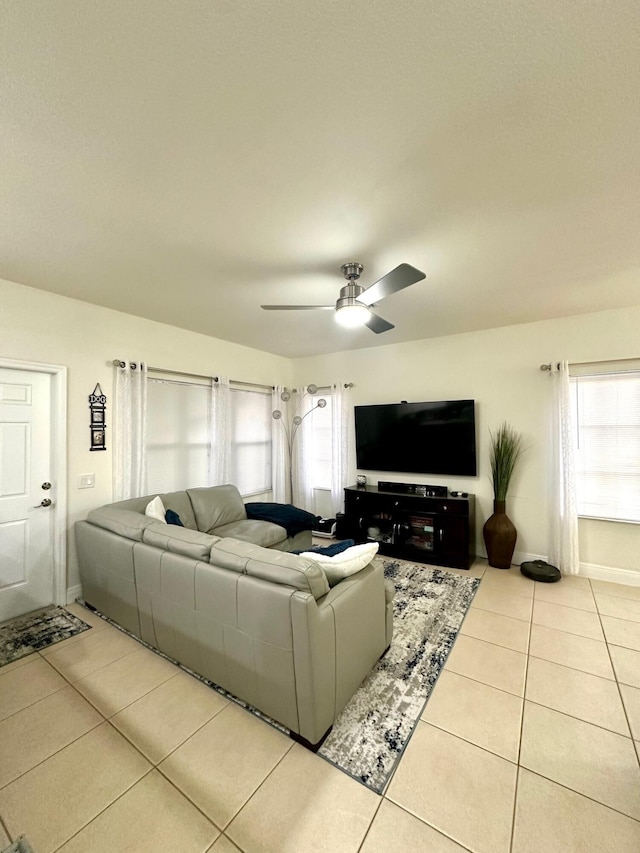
[[34, 498, 52, 508]]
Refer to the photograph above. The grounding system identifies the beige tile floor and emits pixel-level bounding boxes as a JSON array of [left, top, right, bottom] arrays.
[[1, 566, 640, 852]]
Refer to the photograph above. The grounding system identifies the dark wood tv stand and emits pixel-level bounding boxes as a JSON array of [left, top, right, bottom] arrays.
[[343, 485, 476, 570]]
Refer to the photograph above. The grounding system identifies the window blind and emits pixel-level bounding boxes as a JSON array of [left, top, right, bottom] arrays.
[[146, 378, 211, 495], [305, 395, 333, 491], [570, 369, 640, 523], [229, 388, 272, 496]]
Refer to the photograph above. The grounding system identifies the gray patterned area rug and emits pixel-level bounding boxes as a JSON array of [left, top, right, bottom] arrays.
[[318, 558, 480, 793], [0, 606, 91, 667]]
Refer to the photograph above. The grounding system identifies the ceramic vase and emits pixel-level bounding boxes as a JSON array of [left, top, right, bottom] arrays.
[[483, 500, 517, 569]]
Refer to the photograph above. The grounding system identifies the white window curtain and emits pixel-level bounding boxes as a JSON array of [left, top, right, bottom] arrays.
[[271, 385, 289, 503], [548, 361, 579, 574], [113, 360, 148, 500], [293, 382, 351, 514], [210, 376, 230, 485], [294, 392, 315, 512], [330, 382, 350, 515]]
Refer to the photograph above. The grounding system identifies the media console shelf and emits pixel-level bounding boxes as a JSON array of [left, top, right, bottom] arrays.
[[343, 484, 476, 570]]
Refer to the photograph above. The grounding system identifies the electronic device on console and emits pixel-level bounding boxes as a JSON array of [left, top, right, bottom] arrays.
[[378, 481, 448, 498]]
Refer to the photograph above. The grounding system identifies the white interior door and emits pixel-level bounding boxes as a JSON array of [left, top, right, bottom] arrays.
[[0, 368, 54, 622]]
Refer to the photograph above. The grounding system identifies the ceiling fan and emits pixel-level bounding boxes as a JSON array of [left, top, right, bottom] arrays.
[[261, 262, 426, 333]]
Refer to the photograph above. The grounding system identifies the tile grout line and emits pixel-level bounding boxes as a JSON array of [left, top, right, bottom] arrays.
[[114, 689, 230, 768], [436, 666, 527, 701], [74, 666, 179, 721], [590, 578, 640, 770], [374, 797, 476, 853], [519, 765, 640, 827], [526, 649, 615, 682], [49, 763, 157, 853], [207, 738, 297, 838], [0, 715, 105, 794], [470, 603, 533, 625], [0, 680, 69, 727], [508, 581, 534, 853], [48, 708, 225, 851], [0, 814, 10, 845], [355, 795, 385, 853]]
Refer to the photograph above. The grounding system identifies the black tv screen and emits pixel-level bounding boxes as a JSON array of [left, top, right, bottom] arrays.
[[354, 400, 477, 477]]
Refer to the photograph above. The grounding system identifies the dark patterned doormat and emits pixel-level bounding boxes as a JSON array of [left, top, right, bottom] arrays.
[[318, 559, 480, 793], [0, 606, 91, 667]]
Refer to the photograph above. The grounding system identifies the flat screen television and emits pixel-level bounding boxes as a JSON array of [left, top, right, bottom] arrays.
[[354, 399, 477, 477]]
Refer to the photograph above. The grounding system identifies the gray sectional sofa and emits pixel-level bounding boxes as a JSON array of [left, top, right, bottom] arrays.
[[75, 484, 393, 748]]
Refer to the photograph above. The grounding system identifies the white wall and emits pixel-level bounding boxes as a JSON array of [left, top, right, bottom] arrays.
[[0, 278, 293, 593], [3, 273, 638, 590], [293, 305, 640, 580]]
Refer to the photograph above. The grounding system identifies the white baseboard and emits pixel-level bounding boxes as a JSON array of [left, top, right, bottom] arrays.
[[66, 584, 82, 604], [513, 549, 548, 567], [477, 543, 640, 586], [475, 545, 546, 567], [578, 562, 640, 587]]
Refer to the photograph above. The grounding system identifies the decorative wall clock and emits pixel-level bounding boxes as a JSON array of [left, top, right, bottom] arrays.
[[89, 383, 107, 451]]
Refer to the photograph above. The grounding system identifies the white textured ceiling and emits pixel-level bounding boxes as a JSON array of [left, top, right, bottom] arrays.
[[2, 1, 640, 357]]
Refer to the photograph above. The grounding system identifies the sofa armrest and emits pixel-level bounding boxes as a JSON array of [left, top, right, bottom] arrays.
[[316, 562, 387, 713], [87, 506, 154, 541], [290, 561, 387, 744]]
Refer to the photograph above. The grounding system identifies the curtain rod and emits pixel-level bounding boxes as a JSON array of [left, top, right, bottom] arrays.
[[112, 360, 273, 391], [292, 383, 354, 391]]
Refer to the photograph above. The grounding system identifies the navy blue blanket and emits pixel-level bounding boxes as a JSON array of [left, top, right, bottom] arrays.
[[292, 539, 355, 557], [245, 502, 319, 537]]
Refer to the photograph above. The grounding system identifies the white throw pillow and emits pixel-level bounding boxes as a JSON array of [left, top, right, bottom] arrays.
[[145, 495, 167, 523], [301, 542, 379, 587]]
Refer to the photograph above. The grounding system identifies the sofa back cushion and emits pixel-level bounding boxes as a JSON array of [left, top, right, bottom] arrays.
[[210, 538, 330, 600], [187, 485, 246, 534], [112, 491, 198, 530], [142, 522, 220, 560]]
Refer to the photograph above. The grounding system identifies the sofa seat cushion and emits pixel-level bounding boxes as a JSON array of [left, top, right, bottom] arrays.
[[300, 542, 379, 588], [143, 522, 220, 560], [187, 485, 247, 533], [210, 538, 330, 600], [213, 519, 286, 548]]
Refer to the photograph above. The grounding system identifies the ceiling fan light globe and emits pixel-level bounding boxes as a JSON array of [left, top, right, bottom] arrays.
[[335, 303, 370, 328]]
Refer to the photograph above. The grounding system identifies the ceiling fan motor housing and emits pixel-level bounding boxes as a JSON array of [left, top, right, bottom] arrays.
[[341, 262, 363, 281], [338, 263, 366, 309], [337, 281, 365, 310]]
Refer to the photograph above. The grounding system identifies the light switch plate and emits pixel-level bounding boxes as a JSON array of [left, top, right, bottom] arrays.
[[78, 473, 95, 489]]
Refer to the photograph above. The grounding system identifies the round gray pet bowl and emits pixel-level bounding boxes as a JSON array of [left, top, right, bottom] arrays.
[[520, 560, 561, 583]]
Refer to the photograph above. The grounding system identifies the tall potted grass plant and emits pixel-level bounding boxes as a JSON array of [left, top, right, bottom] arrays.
[[483, 422, 524, 569]]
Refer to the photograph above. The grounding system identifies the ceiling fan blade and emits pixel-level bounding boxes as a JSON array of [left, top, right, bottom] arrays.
[[358, 263, 426, 306], [365, 312, 395, 334], [261, 305, 334, 311]]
